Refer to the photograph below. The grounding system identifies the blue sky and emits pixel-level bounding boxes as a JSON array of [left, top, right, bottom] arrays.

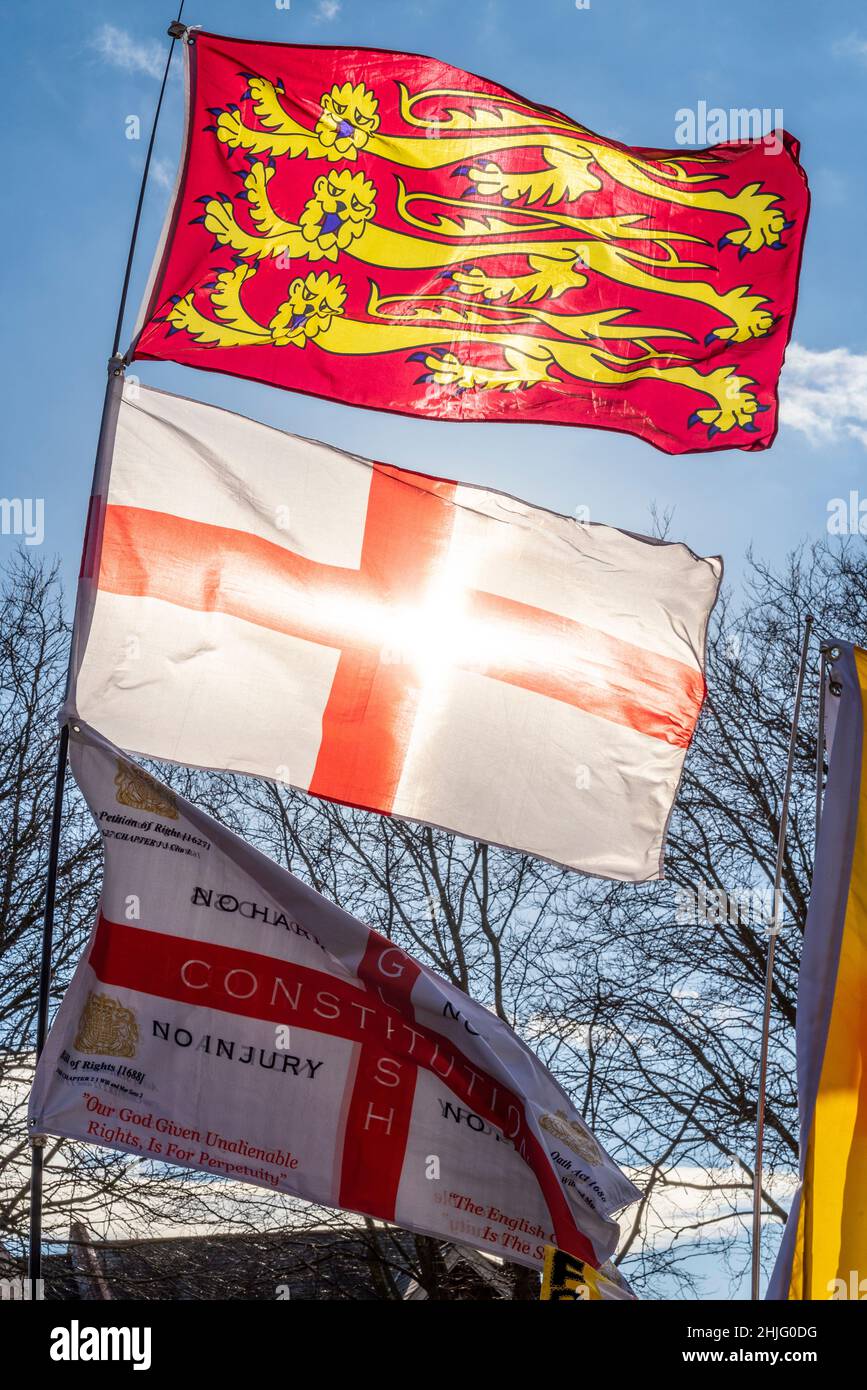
[[2, 0, 866, 597], [6, 0, 863, 1298]]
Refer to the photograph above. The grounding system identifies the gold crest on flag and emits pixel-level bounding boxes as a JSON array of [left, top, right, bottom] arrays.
[[115, 758, 178, 819], [539, 1110, 604, 1165], [74, 992, 139, 1058]]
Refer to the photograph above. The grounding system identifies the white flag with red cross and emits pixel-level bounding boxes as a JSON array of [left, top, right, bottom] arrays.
[[29, 723, 641, 1269], [67, 380, 721, 880]]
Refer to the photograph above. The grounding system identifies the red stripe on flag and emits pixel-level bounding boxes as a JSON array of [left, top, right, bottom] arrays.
[[89, 915, 368, 1033], [97, 497, 703, 765], [88, 915, 597, 1263], [464, 589, 704, 748], [98, 504, 345, 645], [308, 464, 458, 811], [355, 929, 424, 1004], [337, 1044, 417, 1222], [338, 931, 423, 1219], [79, 495, 105, 580]]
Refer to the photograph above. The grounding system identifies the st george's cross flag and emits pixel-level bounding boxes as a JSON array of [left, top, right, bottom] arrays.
[[66, 380, 721, 881], [130, 32, 808, 453], [29, 722, 641, 1270], [768, 644, 867, 1301]]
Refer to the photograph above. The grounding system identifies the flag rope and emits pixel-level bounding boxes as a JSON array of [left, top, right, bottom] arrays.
[[26, 8, 187, 1302], [750, 612, 813, 1300], [112, 5, 187, 358]]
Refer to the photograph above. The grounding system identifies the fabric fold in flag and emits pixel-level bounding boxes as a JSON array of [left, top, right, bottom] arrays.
[[67, 380, 721, 881], [130, 31, 808, 453], [29, 722, 641, 1271], [768, 643, 867, 1301]]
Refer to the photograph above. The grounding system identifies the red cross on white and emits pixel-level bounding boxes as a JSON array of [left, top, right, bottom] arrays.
[[30, 722, 642, 1274], [69, 382, 720, 880]]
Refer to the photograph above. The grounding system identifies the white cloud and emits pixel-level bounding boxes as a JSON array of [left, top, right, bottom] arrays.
[[833, 33, 867, 66], [151, 158, 175, 192], [315, 1, 342, 21], [779, 343, 867, 449], [91, 24, 164, 80]]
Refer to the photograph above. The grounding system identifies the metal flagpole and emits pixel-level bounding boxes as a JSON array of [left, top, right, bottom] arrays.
[[815, 646, 828, 844], [27, 721, 69, 1301], [26, 9, 187, 1301], [750, 612, 814, 1301]]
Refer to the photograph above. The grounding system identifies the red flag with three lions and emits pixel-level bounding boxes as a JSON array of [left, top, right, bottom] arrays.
[[132, 31, 809, 454]]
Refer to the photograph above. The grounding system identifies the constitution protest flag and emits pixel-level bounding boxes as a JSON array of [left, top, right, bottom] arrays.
[[130, 31, 808, 453], [66, 381, 721, 880], [768, 644, 867, 1300], [29, 723, 641, 1270]]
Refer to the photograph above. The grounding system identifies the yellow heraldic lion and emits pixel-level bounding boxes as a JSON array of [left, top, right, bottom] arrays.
[[200, 163, 776, 345], [167, 264, 347, 347], [165, 264, 764, 435], [202, 164, 378, 263], [213, 76, 380, 162], [212, 76, 794, 260]]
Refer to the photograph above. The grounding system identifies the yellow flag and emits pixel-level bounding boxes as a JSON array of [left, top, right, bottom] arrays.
[[769, 643, 867, 1300], [540, 1246, 635, 1301]]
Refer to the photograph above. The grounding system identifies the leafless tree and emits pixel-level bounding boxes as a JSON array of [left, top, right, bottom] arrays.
[[2, 540, 864, 1297], [177, 540, 867, 1296], [530, 540, 867, 1295]]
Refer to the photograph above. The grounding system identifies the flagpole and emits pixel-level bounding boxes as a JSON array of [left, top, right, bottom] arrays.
[[815, 647, 828, 844], [26, 9, 187, 1302], [27, 719, 69, 1301], [750, 612, 814, 1301]]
